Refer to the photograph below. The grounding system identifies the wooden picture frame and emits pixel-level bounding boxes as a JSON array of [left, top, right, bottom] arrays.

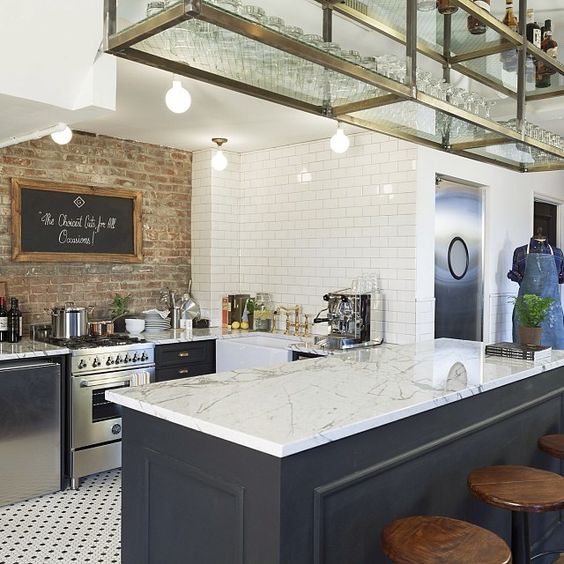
[[11, 178, 143, 263]]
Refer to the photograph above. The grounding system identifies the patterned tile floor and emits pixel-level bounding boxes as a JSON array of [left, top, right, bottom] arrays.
[[0, 470, 121, 564]]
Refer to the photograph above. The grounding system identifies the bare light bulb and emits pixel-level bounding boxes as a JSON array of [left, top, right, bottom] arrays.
[[50, 124, 73, 145], [211, 149, 228, 171], [330, 125, 350, 154], [165, 79, 192, 113]]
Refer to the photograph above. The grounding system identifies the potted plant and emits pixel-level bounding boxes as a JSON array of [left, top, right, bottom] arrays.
[[511, 293, 555, 346], [111, 294, 131, 333]]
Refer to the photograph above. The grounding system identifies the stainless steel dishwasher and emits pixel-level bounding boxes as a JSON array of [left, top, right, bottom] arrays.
[[0, 360, 62, 506]]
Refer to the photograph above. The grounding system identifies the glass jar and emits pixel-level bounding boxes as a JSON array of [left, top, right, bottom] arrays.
[[417, 0, 436, 11], [467, 0, 490, 35], [253, 293, 274, 332]]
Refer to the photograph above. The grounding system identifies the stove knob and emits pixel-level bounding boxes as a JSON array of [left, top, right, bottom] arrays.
[[124, 354, 130, 364], [78, 359, 87, 369], [92, 357, 101, 368], [106, 357, 113, 366], [141, 352, 148, 361], [115, 355, 122, 365], [132, 353, 138, 363]]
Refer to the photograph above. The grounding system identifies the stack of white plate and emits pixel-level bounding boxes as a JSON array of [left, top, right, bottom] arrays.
[[144, 312, 171, 332]]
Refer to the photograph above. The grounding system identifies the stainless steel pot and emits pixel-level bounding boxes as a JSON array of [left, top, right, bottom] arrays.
[[49, 303, 94, 339]]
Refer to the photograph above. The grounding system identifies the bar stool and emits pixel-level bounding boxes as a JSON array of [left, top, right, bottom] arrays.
[[468, 465, 564, 564], [381, 515, 512, 563], [538, 434, 564, 460]]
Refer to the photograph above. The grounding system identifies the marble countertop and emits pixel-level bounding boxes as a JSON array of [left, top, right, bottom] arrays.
[[0, 338, 70, 361], [141, 327, 223, 344], [107, 339, 564, 458]]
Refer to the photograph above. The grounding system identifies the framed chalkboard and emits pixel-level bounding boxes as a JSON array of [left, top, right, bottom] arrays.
[[11, 178, 143, 263]]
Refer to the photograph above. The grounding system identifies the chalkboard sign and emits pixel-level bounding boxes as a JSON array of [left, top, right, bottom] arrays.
[[11, 178, 143, 263]]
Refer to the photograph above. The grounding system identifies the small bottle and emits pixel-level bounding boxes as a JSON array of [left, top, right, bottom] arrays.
[[542, 20, 558, 75], [437, 0, 458, 15], [467, 0, 490, 36], [0, 298, 8, 342], [7, 298, 22, 343], [526, 9, 542, 49], [501, 0, 518, 71]]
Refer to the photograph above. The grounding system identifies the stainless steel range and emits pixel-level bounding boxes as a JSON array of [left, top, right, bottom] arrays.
[[46, 335, 155, 489]]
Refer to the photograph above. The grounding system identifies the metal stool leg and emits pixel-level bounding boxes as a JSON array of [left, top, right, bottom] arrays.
[[511, 511, 531, 564]]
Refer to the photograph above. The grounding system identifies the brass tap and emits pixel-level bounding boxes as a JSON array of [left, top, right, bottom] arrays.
[[285, 313, 291, 335], [304, 314, 310, 337]]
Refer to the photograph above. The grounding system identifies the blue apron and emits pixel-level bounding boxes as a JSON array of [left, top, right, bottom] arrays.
[[512, 243, 564, 349]]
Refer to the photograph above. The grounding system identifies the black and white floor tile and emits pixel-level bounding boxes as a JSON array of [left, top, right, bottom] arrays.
[[0, 470, 121, 564]]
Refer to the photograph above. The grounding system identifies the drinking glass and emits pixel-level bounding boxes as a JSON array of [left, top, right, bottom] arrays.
[[265, 16, 285, 32], [417, 0, 436, 11], [242, 4, 265, 23]]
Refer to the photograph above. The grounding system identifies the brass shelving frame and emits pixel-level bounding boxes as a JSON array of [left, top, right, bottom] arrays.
[[105, 0, 564, 172]]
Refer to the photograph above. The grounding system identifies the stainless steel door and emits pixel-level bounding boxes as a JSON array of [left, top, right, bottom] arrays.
[[0, 361, 61, 506], [435, 179, 484, 341]]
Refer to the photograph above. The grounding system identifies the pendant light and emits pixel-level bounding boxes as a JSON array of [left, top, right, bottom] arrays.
[[165, 75, 192, 113], [211, 138, 228, 171], [50, 123, 73, 145], [330, 124, 350, 154]]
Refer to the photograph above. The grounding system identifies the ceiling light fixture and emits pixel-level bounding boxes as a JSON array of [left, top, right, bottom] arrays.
[[330, 124, 350, 154], [211, 138, 228, 171], [50, 123, 73, 145], [165, 76, 192, 113]]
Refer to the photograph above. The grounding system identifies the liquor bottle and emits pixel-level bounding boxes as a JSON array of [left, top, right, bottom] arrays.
[[7, 298, 22, 343], [467, 0, 490, 35], [437, 0, 458, 15], [542, 20, 558, 75], [526, 9, 542, 49], [501, 0, 518, 72], [0, 298, 8, 342]]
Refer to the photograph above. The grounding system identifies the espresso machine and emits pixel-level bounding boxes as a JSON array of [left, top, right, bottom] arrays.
[[314, 288, 383, 350]]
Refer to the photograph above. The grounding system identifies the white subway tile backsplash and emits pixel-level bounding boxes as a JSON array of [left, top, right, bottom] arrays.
[[192, 132, 427, 344]]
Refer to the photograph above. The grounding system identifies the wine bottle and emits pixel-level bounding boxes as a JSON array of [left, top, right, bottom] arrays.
[[542, 20, 558, 75], [7, 298, 22, 343], [526, 9, 542, 49], [0, 298, 8, 342], [467, 0, 490, 36], [437, 0, 458, 15], [501, 0, 518, 72]]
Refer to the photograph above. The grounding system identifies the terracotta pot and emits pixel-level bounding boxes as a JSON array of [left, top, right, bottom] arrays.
[[519, 326, 542, 346]]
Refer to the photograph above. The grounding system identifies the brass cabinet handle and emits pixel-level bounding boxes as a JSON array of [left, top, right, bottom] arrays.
[[178, 352, 190, 358], [178, 369, 189, 375]]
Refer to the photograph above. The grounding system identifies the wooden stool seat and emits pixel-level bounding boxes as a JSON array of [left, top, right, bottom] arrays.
[[468, 465, 564, 513], [538, 434, 564, 459], [381, 516, 512, 564]]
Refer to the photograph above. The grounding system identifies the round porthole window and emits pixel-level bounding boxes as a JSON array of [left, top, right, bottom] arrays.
[[447, 237, 469, 280]]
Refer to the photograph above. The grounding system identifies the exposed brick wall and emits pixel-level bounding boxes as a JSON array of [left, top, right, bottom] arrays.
[[0, 132, 192, 331]]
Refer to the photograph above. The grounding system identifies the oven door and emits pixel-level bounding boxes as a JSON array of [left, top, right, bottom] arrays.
[[71, 367, 154, 450]]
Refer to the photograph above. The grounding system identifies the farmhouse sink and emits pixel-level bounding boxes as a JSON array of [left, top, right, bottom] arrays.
[[216, 334, 299, 372]]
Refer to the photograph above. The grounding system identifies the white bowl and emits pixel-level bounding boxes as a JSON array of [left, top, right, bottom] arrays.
[[125, 318, 145, 333]]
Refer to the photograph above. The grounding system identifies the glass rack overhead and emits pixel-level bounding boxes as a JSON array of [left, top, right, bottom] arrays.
[[105, 0, 564, 172]]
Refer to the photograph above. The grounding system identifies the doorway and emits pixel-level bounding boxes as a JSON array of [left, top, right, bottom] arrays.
[[435, 176, 484, 341], [534, 201, 558, 247]]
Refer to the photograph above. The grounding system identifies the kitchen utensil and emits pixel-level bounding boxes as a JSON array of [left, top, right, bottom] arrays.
[[88, 320, 115, 337], [181, 280, 201, 321], [170, 306, 181, 329], [48, 303, 94, 339], [125, 318, 145, 333]]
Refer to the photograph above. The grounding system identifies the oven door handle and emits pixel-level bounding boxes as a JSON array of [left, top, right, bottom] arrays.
[[80, 378, 132, 388]]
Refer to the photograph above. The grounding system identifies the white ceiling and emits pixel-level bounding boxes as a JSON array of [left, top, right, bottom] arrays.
[[73, 58, 346, 153], [4, 1, 564, 153]]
